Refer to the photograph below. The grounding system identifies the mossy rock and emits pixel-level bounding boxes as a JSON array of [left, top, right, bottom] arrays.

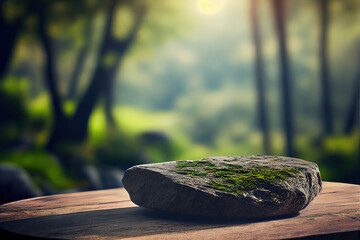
[[122, 156, 322, 218]]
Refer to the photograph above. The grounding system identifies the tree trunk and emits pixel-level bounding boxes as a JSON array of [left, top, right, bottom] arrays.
[[46, 0, 117, 150], [0, 0, 22, 81], [271, 0, 294, 157], [102, 5, 147, 126], [37, 7, 65, 124], [37, 6, 73, 151], [66, 17, 94, 100], [344, 66, 359, 134], [319, 0, 333, 135], [42, 0, 145, 151], [104, 63, 118, 126], [72, 0, 117, 131], [250, 0, 270, 154]]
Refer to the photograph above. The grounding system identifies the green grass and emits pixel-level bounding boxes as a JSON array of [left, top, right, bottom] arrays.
[[0, 151, 74, 190], [104, 105, 263, 161], [22, 98, 359, 184], [114, 106, 179, 134]]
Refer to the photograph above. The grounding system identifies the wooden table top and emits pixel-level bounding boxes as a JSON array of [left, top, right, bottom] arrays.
[[0, 181, 359, 239]]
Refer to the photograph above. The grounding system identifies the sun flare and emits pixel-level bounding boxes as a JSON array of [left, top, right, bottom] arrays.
[[198, 0, 224, 15]]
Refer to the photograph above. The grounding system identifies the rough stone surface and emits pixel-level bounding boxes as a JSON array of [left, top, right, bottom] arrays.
[[0, 164, 42, 204], [122, 156, 322, 219]]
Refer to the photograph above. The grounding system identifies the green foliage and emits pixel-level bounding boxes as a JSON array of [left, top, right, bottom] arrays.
[[113, 4, 135, 40], [88, 106, 183, 164], [93, 128, 144, 169], [294, 132, 359, 183], [319, 133, 358, 182], [132, 0, 193, 53], [63, 100, 76, 115], [101, 52, 118, 67], [113, 106, 179, 134], [0, 78, 29, 148], [88, 106, 107, 144], [0, 0, 358, 193], [0, 151, 73, 190], [176, 160, 299, 195], [2, 0, 26, 23], [27, 93, 52, 147], [1, 77, 28, 95]]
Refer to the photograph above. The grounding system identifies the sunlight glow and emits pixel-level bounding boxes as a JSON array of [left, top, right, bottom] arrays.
[[198, 0, 224, 15]]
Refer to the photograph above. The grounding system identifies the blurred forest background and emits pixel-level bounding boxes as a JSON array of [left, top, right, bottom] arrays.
[[0, 0, 359, 204]]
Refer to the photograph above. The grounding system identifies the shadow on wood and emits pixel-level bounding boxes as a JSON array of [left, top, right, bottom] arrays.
[[0, 182, 359, 239]]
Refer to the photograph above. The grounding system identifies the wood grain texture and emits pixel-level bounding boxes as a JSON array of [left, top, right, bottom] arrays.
[[0, 182, 359, 239]]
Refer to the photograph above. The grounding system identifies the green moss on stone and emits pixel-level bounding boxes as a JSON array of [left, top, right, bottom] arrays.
[[176, 169, 207, 176], [175, 160, 299, 195], [176, 162, 198, 168]]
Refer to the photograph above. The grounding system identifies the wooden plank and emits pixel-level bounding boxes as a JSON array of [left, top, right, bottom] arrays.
[[0, 182, 359, 239]]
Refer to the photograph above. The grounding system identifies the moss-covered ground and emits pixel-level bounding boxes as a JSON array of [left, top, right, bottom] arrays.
[[176, 160, 299, 195]]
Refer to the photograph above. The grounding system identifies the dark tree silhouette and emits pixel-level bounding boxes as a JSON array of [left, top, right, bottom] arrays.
[[0, 0, 24, 80], [344, 58, 360, 134], [271, 0, 294, 157], [44, 0, 117, 152], [319, 0, 333, 135], [37, 3, 65, 132], [250, 0, 270, 154], [37, 0, 147, 155], [66, 17, 94, 100], [102, 4, 146, 125]]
